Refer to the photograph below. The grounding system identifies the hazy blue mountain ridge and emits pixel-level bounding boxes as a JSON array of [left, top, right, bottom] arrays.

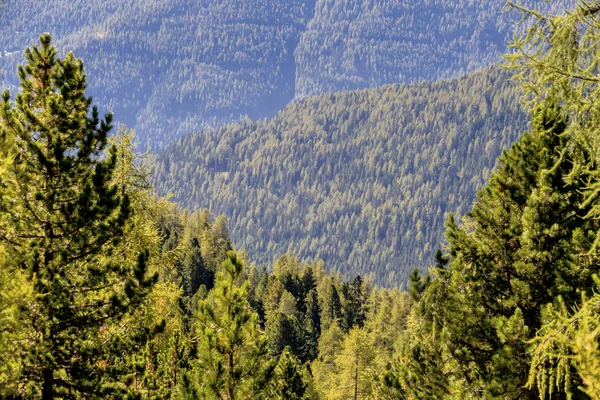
[[0, 0, 567, 149]]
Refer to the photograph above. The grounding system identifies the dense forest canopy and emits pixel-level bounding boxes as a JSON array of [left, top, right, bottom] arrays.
[[0, 0, 569, 150], [3, 1, 600, 399], [151, 66, 528, 286]]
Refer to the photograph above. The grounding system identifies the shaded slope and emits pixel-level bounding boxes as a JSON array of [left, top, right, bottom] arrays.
[[0, 0, 315, 149], [0, 0, 566, 150]]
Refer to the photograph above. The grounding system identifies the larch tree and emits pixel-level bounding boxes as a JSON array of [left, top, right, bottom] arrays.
[[328, 327, 375, 400], [0, 34, 155, 398], [505, 0, 600, 397]]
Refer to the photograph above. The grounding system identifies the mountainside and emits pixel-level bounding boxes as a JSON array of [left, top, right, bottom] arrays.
[[151, 67, 528, 285], [0, 0, 315, 149], [0, 0, 563, 150]]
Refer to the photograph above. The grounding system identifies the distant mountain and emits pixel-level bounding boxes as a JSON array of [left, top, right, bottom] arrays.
[[0, 0, 315, 149], [294, 0, 571, 97], [0, 0, 566, 149], [150, 67, 528, 286]]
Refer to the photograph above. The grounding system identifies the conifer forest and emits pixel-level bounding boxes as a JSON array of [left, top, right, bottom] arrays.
[[4, 1, 600, 399]]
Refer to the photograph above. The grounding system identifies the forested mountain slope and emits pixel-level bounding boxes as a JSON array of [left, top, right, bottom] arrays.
[[294, 0, 565, 97], [0, 0, 565, 149], [151, 67, 528, 285]]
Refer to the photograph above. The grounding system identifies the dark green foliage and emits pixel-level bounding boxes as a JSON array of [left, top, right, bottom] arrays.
[[386, 102, 600, 398], [152, 67, 528, 285], [0, 34, 155, 398], [268, 348, 309, 400], [181, 238, 212, 296], [305, 289, 321, 336], [267, 313, 307, 363], [326, 284, 343, 329], [408, 269, 430, 302], [344, 275, 366, 329], [193, 251, 276, 399]]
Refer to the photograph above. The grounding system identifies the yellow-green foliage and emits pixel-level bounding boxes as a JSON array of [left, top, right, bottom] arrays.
[[0, 249, 33, 396], [527, 277, 600, 400]]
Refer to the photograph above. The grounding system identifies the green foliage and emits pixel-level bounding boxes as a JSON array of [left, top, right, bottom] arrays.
[[327, 327, 376, 399], [0, 34, 156, 398], [192, 251, 275, 399], [0, 250, 33, 397], [526, 281, 600, 400], [268, 347, 310, 400], [152, 66, 528, 286]]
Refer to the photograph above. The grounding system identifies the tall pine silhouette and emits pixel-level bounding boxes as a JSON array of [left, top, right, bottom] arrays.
[[0, 34, 155, 398]]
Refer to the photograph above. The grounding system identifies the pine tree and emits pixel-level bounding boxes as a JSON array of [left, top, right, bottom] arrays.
[[0, 34, 155, 398], [193, 251, 275, 399]]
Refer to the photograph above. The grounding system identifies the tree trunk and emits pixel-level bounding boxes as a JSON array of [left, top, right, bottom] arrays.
[[354, 358, 359, 400], [42, 368, 54, 400]]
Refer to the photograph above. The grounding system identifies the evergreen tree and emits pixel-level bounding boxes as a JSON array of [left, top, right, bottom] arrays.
[[343, 275, 366, 330], [304, 289, 321, 361], [0, 34, 155, 398], [266, 312, 306, 362], [212, 214, 233, 263], [322, 282, 343, 330], [268, 347, 309, 400], [505, 1, 600, 397], [305, 289, 321, 336], [301, 265, 317, 296], [395, 103, 600, 398], [408, 269, 430, 302], [181, 237, 211, 296], [193, 251, 275, 399]]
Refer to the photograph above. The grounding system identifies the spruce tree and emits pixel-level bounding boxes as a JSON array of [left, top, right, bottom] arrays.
[[0, 34, 155, 398], [266, 312, 306, 362], [304, 289, 321, 361], [344, 275, 366, 329], [322, 282, 343, 330], [181, 237, 211, 296], [267, 347, 309, 400]]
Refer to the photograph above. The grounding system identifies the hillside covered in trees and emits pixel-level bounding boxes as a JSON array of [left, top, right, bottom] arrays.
[[0, 0, 567, 149], [151, 66, 528, 285]]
